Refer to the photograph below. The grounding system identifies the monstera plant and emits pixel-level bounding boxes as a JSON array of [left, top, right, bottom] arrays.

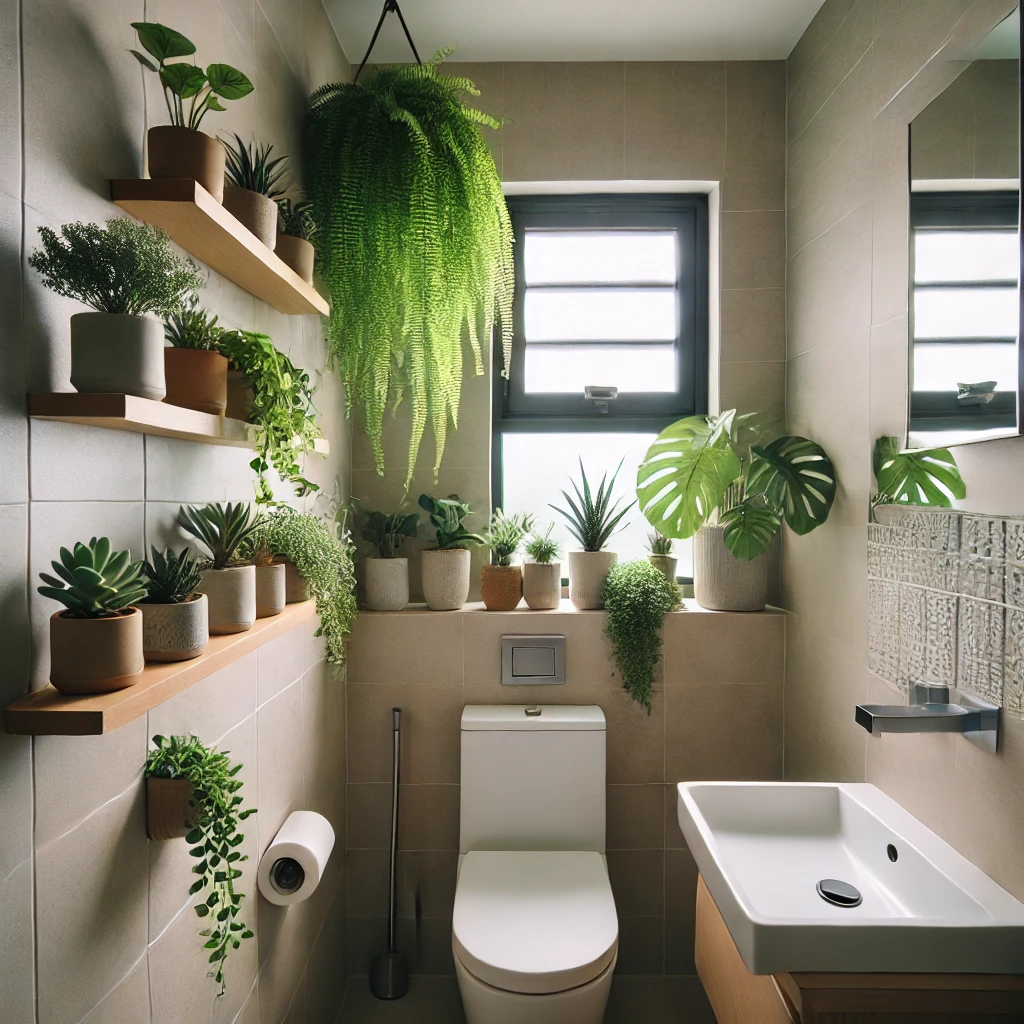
[[872, 436, 966, 506]]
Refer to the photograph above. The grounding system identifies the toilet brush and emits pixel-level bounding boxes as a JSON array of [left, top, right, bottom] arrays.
[[370, 707, 409, 1000]]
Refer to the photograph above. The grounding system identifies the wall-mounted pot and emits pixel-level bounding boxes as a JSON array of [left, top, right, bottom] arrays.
[[255, 562, 286, 618], [567, 550, 617, 610], [693, 524, 768, 612], [147, 125, 226, 203], [223, 184, 278, 250], [141, 592, 209, 662], [481, 564, 523, 611], [421, 548, 471, 611], [70, 312, 166, 401], [523, 562, 561, 610], [163, 349, 228, 415], [146, 777, 194, 840], [365, 557, 409, 612], [275, 234, 315, 283], [199, 564, 256, 634], [49, 606, 144, 694]]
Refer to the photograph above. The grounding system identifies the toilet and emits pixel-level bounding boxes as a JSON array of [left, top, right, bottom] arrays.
[[452, 705, 618, 1024]]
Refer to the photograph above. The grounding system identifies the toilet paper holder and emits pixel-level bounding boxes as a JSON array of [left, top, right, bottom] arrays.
[[257, 810, 336, 907]]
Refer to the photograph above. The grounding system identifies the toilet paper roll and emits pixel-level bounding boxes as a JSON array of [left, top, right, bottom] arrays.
[[257, 810, 336, 906]]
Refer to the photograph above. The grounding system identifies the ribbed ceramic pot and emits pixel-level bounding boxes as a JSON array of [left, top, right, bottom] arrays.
[[225, 370, 254, 421], [365, 557, 409, 612], [480, 564, 523, 611], [147, 126, 226, 202], [648, 554, 678, 584], [199, 564, 256, 634], [163, 348, 228, 414], [568, 550, 617, 610], [224, 184, 278, 249], [279, 558, 311, 603], [255, 562, 286, 618], [49, 607, 144, 694], [275, 234, 315, 283], [70, 312, 166, 400], [141, 593, 209, 662], [421, 548, 471, 611], [693, 524, 769, 612], [523, 562, 562, 610]]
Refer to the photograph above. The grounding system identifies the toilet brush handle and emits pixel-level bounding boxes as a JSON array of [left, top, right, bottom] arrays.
[[387, 708, 401, 952]]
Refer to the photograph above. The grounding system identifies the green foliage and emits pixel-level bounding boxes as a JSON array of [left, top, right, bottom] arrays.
[[131, 22, 253, 130], [647, 532, 673, 556], [306, 50, 514, 486], [485, 509, 534, 566], [602, 560, 681, 711], [360, 509, 419, 559], [165, 300, 224, 351], [418, 494, 485, 550], [222, 133, 288, 197], [872, 436, 967, 507], [145, 735, 255, 995], [178, 502, 261, 570], [28, 219, 204, 316], [38, 537, 146, 618], [524, 524, 560, 564], [551, 459, 634, 552], [142, 546, 203, 604], [276, 197, 317, 242], [745, 435, 836, 536], [719, 500, 782, 561]]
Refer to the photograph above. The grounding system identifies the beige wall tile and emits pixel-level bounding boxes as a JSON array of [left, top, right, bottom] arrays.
[[346, 848, 389, 918], [257, 626, 305, 706], [607, 784, 665, 850], [720, 288, 786, 364], [0, 858, 34, 1024], [257, 897, 307, 1023], [347, 610, 464, 685], [718, 361, 786, 423], [304, 877, 349, 1022], [256, 679, 306, 850], [721, 212, 786, 289], [348, 783, 392, 850], [398, 784, 461, 851], [788, 0, 860, 90], [663, 610, 785, 685]]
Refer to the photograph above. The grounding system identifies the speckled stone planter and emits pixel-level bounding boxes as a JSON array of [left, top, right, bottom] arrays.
[[365, 557, 409, 612], [255, 562, 286, 618], [421, 548, 471, 611], [141, 593, 209, 662], [200, 564, 256, 634], [568, 551, 617, 610], [49, 607, 144, 694], [224, 184, 278, 249], [694, 524, 768, 611], [523, 562, 562, 610]]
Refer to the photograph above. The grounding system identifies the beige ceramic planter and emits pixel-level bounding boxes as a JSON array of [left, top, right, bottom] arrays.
[[141, 593, 209, 662], [279, 558, 311, 603], [567, 550, 617, 610], [200, 564, 256, 634], [523, 562, 562, 610], [481, 564, 523, 611], [163, 348, 228, 415], [693, 524, 769, 611], [49, 607, 144, 694], [70, 312, 166, 400], [648, 553, 678, 584], [275, 234, 315, 283], [421, 548, 471, 611], [147, 126, 226, 202], [224, 184, 278, 249], [255, 562, 286, 618], [365, 557, 409, 612]]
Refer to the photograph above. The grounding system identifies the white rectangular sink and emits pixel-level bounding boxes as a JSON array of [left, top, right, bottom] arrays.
[[677, 782, 1024, 975]]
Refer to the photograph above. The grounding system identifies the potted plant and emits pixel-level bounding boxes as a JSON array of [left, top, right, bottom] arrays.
[[178, 502, 261, 634], [144, 734, 255, 995], [140, 547, 209, 662], [240, 523, 286, 618], [359, 508, 419, 612], [417, 494, 485, 611], [637, 411, 837, 611], [37, 537, 147, 694], [551, 460, 634, 611], [131, 22, 253, 203], [163, 301, 229, 414], [481, 509, 533, 612], [647, 532, 677, 584], [275, 197, 317, 284], [523, 524, 562, 611], [28, 219, 205, 401], [221, 134, 288, 249]]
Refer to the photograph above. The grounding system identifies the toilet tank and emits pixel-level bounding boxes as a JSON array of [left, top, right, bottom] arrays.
[[459, 705, 606, 854]]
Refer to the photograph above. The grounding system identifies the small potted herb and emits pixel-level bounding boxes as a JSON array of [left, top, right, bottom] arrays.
[[417, 494, 485, 611], [28, 219, 204, 402], [647, 532, 677, 584], [551, 460, 634, 610], [275, 197, 317, 283], [241, 523, 286, 619], [221, 134, 288, 249], [481, 509, 533, 611], [523, 524, 562, 610], [178, 502, 261, 634], [131, 22, 253, 203], [163, 301, 229, 415], [360, 508, 419, 611], [37, 538, 147, 694], [140, 547, 209, 662]]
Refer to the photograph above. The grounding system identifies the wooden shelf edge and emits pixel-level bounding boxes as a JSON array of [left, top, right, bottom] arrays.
[[5, 601, 317, 736]]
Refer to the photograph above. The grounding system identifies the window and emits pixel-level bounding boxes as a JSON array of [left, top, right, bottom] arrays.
[[493, 194, 709, 577]]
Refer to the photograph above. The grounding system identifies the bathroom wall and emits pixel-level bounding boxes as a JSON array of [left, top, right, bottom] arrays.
[[785, 0, 1024, 902], [0, 1, 354, 1020]]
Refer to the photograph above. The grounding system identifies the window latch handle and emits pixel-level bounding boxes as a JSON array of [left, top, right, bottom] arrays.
[[584, 385, 618, 414]]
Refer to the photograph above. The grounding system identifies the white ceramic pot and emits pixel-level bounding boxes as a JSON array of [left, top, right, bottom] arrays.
[[199, 564, 256, 634], [421, 548, 471, 611], [255, 562, 286, 618], [648, 553, 678, 584], [365, 557, 409, 611], [523, 562, 562, 610], [70, 312, 166, 400], [141, 593, 209, 662], [567, 550, 617, 610], [693, 523, 769, 611]]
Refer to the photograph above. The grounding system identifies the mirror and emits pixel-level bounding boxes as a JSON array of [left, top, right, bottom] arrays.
[[907, 8, 1021, 448]]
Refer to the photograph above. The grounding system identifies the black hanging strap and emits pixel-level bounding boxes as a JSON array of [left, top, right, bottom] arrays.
[[354, 0, 422, 83]]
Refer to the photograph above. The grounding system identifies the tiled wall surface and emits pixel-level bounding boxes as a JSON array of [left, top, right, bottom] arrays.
[[343, 603, 785, 980]]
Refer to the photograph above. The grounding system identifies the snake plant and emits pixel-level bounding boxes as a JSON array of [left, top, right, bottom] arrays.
[[551, 460, 635, 552]]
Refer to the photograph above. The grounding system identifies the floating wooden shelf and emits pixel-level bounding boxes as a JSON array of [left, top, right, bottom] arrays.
[[5, 600, 317, 736], [111, 178, 329, 317]]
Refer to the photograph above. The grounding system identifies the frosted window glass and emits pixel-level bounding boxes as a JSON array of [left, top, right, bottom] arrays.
[[525, 289, 677, 342], [914, 231, 1019, 283], [524, 345, 676, 393], [914, 287, 1018, 339], [912, 342, 1018, 391], [524, 231, 677, 285]]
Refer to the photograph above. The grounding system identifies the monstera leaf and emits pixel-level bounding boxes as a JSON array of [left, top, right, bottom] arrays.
[[720, 499, 783, 560], [746, 435, 837, 536], [873, 436, 966, 507]]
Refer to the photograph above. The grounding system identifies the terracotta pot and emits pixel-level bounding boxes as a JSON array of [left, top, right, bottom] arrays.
[[648, 553, 678, 584], [365, 557, 409, 612], [694, 524, 769, 611], [225, 370, 254, 422], [255, 562, 286, 618], [199, 564, 256, 634], [146, 777, 193, 841], [49, 607, 144, 694], [421, 548, 471, 611], [523, 562, 562, 611], [567, 550, 617, 610], [278, 557, 312, 603], [147, 125, 226, 203], [481, 564, 523, 611], [141, 593, 209, 662], [275, 234, 315, 283], [163, 348, 228, 415], [223, 184, 278, 249], [70, 312, 165, 400]]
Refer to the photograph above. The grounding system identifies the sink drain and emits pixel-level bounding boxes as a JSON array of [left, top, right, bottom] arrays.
[[817, 878, 862, 908]]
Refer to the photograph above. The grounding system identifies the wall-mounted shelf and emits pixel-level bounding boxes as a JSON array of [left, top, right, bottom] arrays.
[[111, 178, 329, 317], [5, 600, 317, 736]]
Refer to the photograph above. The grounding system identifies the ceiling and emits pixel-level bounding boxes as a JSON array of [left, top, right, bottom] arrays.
[[328, 0, 829, 65]]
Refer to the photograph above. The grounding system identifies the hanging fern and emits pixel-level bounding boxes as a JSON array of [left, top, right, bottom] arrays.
[[305, 48, 513, 487]]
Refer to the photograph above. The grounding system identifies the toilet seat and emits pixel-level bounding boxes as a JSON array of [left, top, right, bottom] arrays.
[[452, 850, 619, 995]]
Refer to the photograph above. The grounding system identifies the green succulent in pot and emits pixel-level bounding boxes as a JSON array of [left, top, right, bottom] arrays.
[[221, 133, 289, 249], [139, 547, 210, 663], [417, 494, 485, 611], [522, 523, 563, 611], [164, 300, 230, 415], [647, 531, 678, 585], [274, 197, 318, 284]]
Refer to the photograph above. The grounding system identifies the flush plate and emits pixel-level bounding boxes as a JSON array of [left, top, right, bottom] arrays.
[[501, 634, 566, 685]]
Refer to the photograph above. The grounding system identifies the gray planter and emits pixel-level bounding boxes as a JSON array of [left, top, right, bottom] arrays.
[[365, 557, 409, 611], [141, 593, 209, 662], [421, 549, 471, 611], [567, 550, 617, 610], [523, 562, 562, 610], [255, 562, 286, 618], [70, 312, 166, 400], [693, 524, 769, 611], [199, 564, 256, 634]]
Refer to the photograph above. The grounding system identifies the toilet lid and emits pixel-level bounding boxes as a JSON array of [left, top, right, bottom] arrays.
[[453, 850, 619, 995]]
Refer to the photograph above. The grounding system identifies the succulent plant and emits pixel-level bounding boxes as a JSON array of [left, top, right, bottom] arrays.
[[550, 459, 634, 553], [525, 524, 560, 565], [142, 547, 203, 604], [276, 197, 317, 242], [648, 532, 673, 556], [222, 133, 288, 198], [165, 300, 224, 351], [178, 502, 261, 570], [484, 509, 534, 566], [38, 537, 147, 618]]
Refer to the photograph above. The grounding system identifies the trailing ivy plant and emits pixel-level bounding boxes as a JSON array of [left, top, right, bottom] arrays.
[[602, 560, 681, 712], [306, 49, 514, 486], [872, 436, 966, 506], [144, 735, 255, 996]]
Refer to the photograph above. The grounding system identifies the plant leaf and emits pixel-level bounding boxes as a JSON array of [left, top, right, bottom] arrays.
[[131, 22, 196, 61], [720, 500, 782, 560], [746, 435, 837, 536], [130, 49, 159, 73], [160, 63, 207, 98], [206, 63, 254, 100], [872, 436, 966, 507]]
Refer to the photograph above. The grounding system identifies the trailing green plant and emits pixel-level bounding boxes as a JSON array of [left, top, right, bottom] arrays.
[[142, 547, 203, 603], [648, 532, 673, 556], [551, 459, 634, 552], [602, 560, 681, 712], [524, 524, 560, 564], [37, 537, 146, 617], [872, 436, 966, 507], [165, 299, 225, 351], [306, 49, 514, 486], [485, 509, 534, 566], [222, 133, 288, 197], [360, 508, 420, 558], [144, 734, 255, 995], [28, 219, 204, 316], [276, 197, 317, 242], [418, 494, 485, 550], [131, 22, 253, 130], [178, 502, 261, 570]]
